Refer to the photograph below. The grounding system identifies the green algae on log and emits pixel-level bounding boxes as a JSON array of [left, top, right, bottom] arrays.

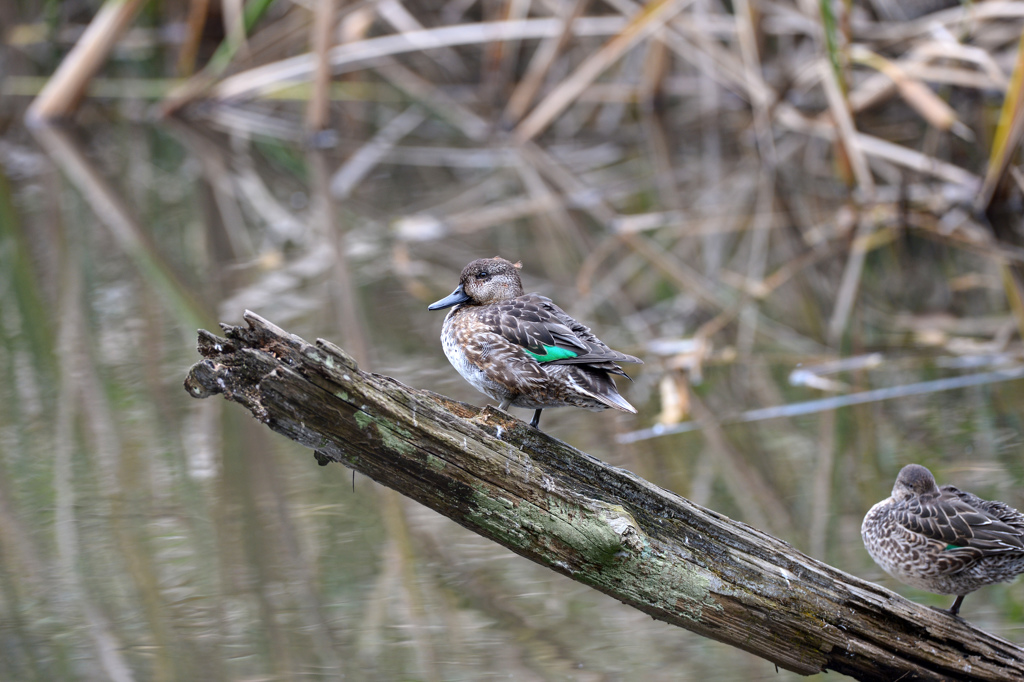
[[184, 311, 1024, 682]]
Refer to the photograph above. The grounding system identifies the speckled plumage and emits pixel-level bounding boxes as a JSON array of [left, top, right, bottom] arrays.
[[861, 463, 1024, 615], [428, 257, 642, 430]]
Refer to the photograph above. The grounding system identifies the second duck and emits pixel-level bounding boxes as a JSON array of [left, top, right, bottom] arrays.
[[428, 257, 642, 430], [862, 463, 1024, 616]]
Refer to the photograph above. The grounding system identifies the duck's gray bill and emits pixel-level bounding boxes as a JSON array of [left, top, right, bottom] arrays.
[[428, 284, 470, 310]]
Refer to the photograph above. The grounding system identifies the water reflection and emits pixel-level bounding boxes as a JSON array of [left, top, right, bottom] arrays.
[[1, 113, 1023, 681]]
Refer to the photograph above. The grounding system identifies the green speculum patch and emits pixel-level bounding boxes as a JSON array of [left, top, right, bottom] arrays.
[[524, 345, 579, 363]]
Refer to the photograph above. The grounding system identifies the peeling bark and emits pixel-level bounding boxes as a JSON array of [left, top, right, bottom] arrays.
[[184, 311, 1024, 681]]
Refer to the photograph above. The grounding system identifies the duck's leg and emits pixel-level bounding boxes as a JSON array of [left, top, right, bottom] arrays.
[[948, 595, 966, 616], [498, 398, 512, 411], [529, 409, 543, 429]]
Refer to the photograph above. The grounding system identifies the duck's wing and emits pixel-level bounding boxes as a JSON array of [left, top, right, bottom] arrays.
[[446, 308, 551, 396], [938, 486, 1024, 553], [897, 488, 1024, 563], [486, 294, 641, 367]]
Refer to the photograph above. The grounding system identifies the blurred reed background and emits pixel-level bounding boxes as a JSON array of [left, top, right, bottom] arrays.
[[2, 0, 1024, 679]]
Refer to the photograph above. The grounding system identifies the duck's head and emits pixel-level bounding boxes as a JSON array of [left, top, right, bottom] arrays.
[[892, 463, 940, 501], [428, 257, 524, 310]]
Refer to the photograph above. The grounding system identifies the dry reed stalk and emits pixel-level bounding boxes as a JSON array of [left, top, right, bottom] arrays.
[[222, 0, 247, 56], [227, 3, 311, 69], [847, 53, 1006, 118], [819, 60, 875, 199], [26, 0, 147, 123], [306, 0, 338, 132], [178, 0, 212, 76], [213, 17, 629, 102], [903, 65, 1004, 90], [514, 0, 695, 141], [483, 0, 533, 103], [912, 41, 1007, 84], [850, 46, 964, 134], [772, 99, 981, 191], [503, 0, 591, 126], [377, 0, 470, 78], [519, 141, 740, 312], [162, 1, 304, 113], [853, 133, 981, 190], [855, 1, 1024, 42]]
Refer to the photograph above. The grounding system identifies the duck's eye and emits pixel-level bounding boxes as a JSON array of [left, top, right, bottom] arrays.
[[475, 271, 489, 280]]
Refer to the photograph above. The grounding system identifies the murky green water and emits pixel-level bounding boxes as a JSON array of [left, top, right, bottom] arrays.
[[1, 112, 1023, 682]]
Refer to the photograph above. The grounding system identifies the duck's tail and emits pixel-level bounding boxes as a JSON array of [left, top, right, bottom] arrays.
[[572, 371, 637, 413], [593, 389, 638, 413]]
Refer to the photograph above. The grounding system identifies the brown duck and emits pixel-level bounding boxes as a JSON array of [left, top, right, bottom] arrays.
[[862, 463, 1024, 616], [428, 257, 642, 430]]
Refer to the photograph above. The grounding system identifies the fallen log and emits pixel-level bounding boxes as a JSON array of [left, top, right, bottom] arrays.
[[183, 311, 1024, 681]]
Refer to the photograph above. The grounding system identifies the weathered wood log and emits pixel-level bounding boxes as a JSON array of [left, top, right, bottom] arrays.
[[183, 311, 1024, 681]]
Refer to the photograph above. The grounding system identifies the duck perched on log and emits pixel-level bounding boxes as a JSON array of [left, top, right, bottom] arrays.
[[428, 257, 642, 430], [862, 463, 1024, 616]]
